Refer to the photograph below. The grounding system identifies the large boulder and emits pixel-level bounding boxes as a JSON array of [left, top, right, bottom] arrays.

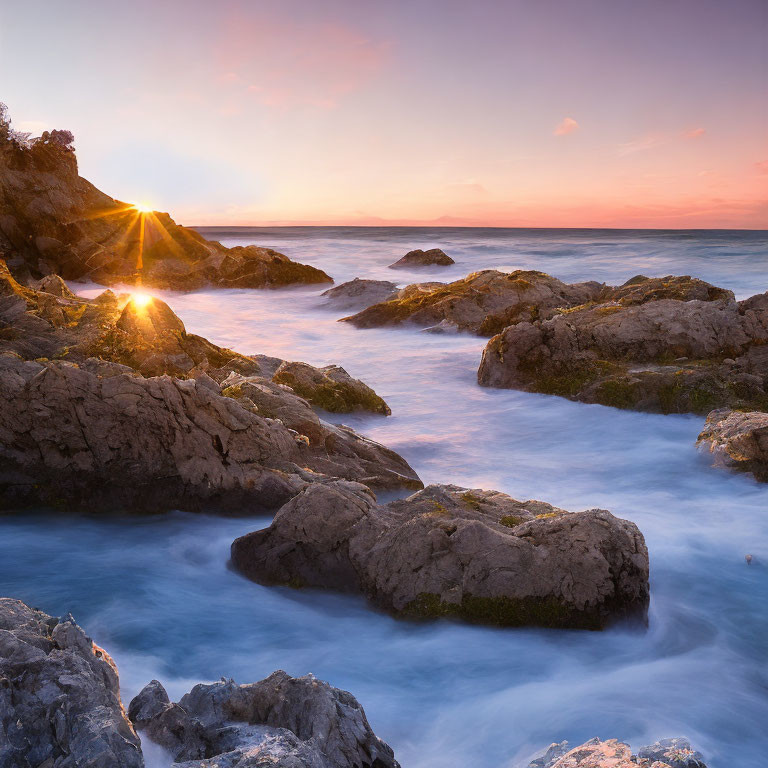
[[321, 278, 399, 311], [478, 290, 768, 414], [388, 248, 454, 269], [527, 737, 707, 768], [273, 361, 391, 415], [342, 270, 606, 335], [0, 107, 331, 290], [0, 354, 420, 513], [231, 482, 649, 630], [697, 408, 768, 480], [129, 674, 399, 768], [0, 598, 143, 768]]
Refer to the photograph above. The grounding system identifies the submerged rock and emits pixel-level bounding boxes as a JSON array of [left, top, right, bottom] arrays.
[[231, 482, 649, 629], [527, 737, 707, 767], [0, 107, 331, 290], [388, 248, 454, 269], [478, 288, 768, 414], [697, 408, 768, 481], [0, 598, 143, 768], [342, 269, 606, 334], [321, 278, 399, 310], [129, 675, 399, 768], [273, 361, 391, 415]]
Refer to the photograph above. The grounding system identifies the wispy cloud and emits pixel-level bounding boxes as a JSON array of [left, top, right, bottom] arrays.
[[617, 134, 667, 156], [553, 117, 579, 136], [756, 160, 768, 175], [684, 127, 706, 139]]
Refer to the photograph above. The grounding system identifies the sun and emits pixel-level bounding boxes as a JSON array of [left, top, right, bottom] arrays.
[[130, 292, 153, 308], [133, 202, 152, 213]]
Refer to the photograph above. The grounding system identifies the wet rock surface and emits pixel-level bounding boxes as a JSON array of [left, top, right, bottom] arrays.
[[231, 482, 649, 629], [697, 408, 768, 480], [0, 109, 331, 290], [321, 278, 399, 310], [0, 598, 143, 768], [129, 675, 399, 768], [478, 279, 768, 413], [527, 737, 707, 767], [342, 269, 606, 334], [388, 248, 454, 269]]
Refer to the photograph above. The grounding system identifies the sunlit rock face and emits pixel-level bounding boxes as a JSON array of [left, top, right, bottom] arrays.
[[526, 737, 707, 767], [231, 481, 650, 630], [129, 675, 400, 768], [478, 285, 768, 414], [698, 408, 768, 481], [0, 598, 143, 768], [0, 109, 331, 289]]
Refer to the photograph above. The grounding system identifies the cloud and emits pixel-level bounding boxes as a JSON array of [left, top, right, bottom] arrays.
[[756, 160, 768, 174], [684, 127, 706, 139], [216, 9, 390, 109], [445, 179, 487, 194], [553, 117, 579, 136], [617, 134, 666, 156]]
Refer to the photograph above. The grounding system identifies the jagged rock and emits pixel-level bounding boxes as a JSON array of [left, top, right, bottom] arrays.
[[273, 361, 391, 415], [0, 598, 143, 768], [34, 273, 77, 298], [478, 289, 768, 414], [342, 270, 606, 335], [321, 278, 399, 311], [129, 674, 399, 768], [697, 408, 768, 480], [231, 482, 649, 629], [0, 354, 420, 512], [526, 737, 707, 768], [0, 108, 331, 290], [388, 248, 454, 269]]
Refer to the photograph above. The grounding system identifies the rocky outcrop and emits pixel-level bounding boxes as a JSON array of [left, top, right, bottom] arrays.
[[273, 361, 391, 415], [388, 248, 454, 269], [0, 352, 420, 512], [321, 278, 399, 311], [527, 737, 707, 768], [342, 270, 606, 335], [231, 482, 649, 629], [129, 675, 399, 768], [0, 106, 331, 290], [0, 598, 143, 768], [697, 409, 768, 480], [478, 286, 768, 414]]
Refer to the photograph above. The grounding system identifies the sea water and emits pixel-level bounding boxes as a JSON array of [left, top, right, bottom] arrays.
[[1, 228, 767, 767]]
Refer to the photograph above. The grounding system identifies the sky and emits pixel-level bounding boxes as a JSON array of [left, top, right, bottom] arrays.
[[1, 0, 767, 228]]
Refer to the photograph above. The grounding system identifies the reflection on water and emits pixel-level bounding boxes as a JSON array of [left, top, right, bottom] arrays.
[[3, 228, 767, 767]]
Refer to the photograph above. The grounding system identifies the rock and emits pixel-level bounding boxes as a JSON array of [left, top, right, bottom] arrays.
[[388, 248, 454, 269], [231, 482, 649, 629], [697, 408, 768, 480], [478, 290, 768, 414], [422, 319, 459, 334], [129, 673, 399, 768], [0, 107, 332, 290], [321, 278, 399, 311], [34, 273, 77, 298], [342, 270, 606, 335], [273, 361, 391, 415], [526, 737, 707, 768], [0, 598, 143, 768], [0, 354, 420, 513]]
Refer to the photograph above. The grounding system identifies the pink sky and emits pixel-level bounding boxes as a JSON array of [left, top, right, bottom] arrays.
[[2, 0, 766, 228]]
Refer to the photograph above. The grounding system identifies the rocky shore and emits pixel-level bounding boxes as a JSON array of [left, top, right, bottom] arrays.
[[477, 281, 768, 414], [0, 598, 709, 768], [697, 409, 768, 481], [0, 106, 331, 291], [0, 267, 419, 511], [231, 482, 650, 629], [0, 598, 398, 768]]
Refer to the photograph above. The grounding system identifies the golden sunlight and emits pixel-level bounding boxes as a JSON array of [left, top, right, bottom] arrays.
[[133, 202, 153, 214], [130, 292, 153, 308]]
